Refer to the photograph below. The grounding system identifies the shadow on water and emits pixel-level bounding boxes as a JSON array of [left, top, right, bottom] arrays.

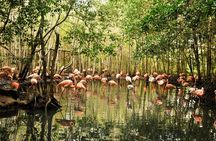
[[0, 80, 215, 140]]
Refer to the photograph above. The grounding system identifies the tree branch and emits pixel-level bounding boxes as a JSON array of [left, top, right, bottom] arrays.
[[44, 13, 61, 46], [0, 5, 12, 33], [43, 5, 73, 40], [0, 43, 15, 57]]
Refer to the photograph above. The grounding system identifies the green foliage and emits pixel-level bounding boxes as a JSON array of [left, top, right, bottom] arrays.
[[135, 0, 215, 58], [103, 44, 117, 56], [123, 0, 147, 37], [64, 0, 121, 59], [141, 0, 184, 32]]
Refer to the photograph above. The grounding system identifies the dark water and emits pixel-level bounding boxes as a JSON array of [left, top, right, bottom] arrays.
[[0, 81, 216, 141]]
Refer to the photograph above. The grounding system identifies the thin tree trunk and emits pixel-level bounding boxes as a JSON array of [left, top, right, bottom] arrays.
[[146, 56, 148, 73], [50, 32, 60, 84], [207, 17, 212, 79], [128, 40, 131, 73], [119, 46, 122, 72], [39, 1, 47, 87], [18, 32, 40, 81], [39, 114, 46, 141], [47, 112, 54, 141], [192, 29, 201, 81]]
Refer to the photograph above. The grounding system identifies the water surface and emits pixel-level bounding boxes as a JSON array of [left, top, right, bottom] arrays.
[[0, 81, 215, 141]]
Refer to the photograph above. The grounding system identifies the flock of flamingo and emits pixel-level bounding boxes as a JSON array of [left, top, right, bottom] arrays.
[[53, 69, 208, 99], [0, 66, 210, 98]]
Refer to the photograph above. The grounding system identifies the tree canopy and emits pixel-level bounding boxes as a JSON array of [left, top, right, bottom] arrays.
[[0, 0, 215, 79]]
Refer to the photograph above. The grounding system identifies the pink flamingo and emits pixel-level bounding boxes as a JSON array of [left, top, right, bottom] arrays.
[[10, 81, 20, 90], [108, 80, 118, 86]]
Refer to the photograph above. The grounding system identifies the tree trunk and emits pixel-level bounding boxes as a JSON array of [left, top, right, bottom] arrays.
[[50, 32, 60, 84], [207, 17, 212, 79], [192, 29, 201, 81], [39, 1, 47, 87], [128, 40, 131, 73], [39, 114, 46, 141], [119, 46, 122, 72], [18, 33, 39, 81]]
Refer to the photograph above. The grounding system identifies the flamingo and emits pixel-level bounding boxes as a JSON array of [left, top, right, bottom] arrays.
[[57, 79, 75, 99], [1, 66, 13, 76], [155, 74, 163, 81], [56, 119, 75, 127], [26, 73, 42, 88], [53, 74, 62, 80], [68, 73, 75, 79], [182, 81, 190, 87], [143, 73, 148, 79], [178, 88, 184, 95], [149, 75, 156, 82], [66, 73, 77, 83], [10, 81, 20, 90], [76, 81, 87, 91], [116, 73, 121, 85], [127, 83, 135, 95], [157, 79, 167, 94], [189, 87, 204, 97], [101, 77, 107, 85], [187, 75, 195, 83], [108, 80, 118, 86], [27, 73, 41, 80], [2, 66, 12, 71], [74, 74, 82, 81], [161, 73, 168, 79], [188, 87, 196, 93], [93, 74, 101, 80], [126, 74, 132, 83], [127, 84, 134, 90], [57, 80, 74, 88], [69, 75, 87, 94], [155, 98, 163, 105], [157, 79, 166, 86], [193, 87, 204, 97], [85, 75, 93, 80], [165, 83, 176, 90], [73, 69, 80, 75], [79, 79, 87, 85], [116, 73, 121, 79], [177, 77, 185, 84], [126, 83, 134, 109], [192, 114, 202, 124], [75, 79, 87, 90], [0, 66, 14, 80], [30, 78, 38, 85], [74, 110, 84, 117], [132, 75, 140, 81], [152, 72, 158, 77]]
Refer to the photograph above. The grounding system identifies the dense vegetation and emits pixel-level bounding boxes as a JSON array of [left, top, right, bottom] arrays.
[[0, 0, 215, 79]]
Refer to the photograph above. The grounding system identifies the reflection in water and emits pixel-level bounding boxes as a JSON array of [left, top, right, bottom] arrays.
[[0, 81, 215, 140]]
